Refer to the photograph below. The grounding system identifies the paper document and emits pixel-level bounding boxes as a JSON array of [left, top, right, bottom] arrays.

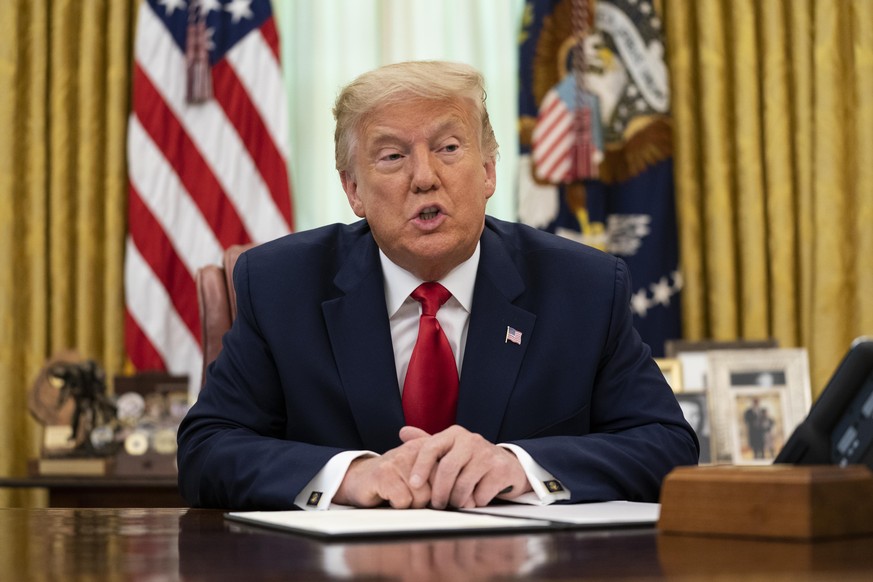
[[464, 501, 660, 527], [225, 508, 553, 538]]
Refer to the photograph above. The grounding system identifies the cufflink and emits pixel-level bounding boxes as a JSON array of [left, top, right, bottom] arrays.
[[543, 480, 564, 493], [307, 491, 323, 507]]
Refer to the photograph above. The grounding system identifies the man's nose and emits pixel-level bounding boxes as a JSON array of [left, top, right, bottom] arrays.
[[410, 148, 440, 193]]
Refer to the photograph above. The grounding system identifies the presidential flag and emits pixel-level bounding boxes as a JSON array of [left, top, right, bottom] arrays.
[[518, 0, 681, 356], [125, 0, 293, 395]]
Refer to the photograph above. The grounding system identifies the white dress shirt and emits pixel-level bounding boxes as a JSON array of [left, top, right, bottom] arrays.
[[295, 243, 570, 509]]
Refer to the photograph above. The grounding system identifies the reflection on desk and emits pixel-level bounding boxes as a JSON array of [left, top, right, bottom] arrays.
[[319, 535, 548, 579], [0, 508, 872, 581], [182, 510, 663, 580]]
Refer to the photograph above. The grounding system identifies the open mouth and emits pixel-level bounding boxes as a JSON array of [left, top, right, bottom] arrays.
[[419, 207, 440, 221]]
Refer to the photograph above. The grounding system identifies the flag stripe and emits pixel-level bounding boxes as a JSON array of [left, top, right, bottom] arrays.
[[227, 18, 289, 160], [532, 91, 575, 182], [535, 125, 572, 179], [133, 63, 251, 248], [128, 184, 201, 341], [212, 59, 293, 226], [125, 310, 166, 371], [127, 116, 224, 273], [259, 16, 281, 63], [125, 237, 202, 385]]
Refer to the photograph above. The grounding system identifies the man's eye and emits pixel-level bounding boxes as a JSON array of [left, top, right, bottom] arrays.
[[443, 144, 459, 153], [383, 153, 403, 161]]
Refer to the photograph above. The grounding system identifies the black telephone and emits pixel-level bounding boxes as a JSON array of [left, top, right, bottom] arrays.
[[775, 337, 873, 469]]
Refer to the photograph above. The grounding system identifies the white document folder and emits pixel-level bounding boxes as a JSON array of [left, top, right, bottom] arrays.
[[225, 501, 659, 539], [225, 508, 553, 538], [462, 500, 660, 527]]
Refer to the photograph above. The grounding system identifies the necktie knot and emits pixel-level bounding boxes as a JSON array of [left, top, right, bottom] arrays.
[[411, 282, 451, 317]]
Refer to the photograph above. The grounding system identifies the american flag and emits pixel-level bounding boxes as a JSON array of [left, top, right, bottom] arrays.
[[125, 0, 293, 397], [505, 326, 523, 346], [531, 76, 602, 183], [531, 85, 575, 183]]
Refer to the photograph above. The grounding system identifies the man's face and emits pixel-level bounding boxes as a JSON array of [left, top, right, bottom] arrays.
[[340, 97, 496, 281]]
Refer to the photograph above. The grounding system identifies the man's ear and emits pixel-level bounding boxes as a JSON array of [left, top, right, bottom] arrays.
[[483, 158, 497, 200], [340, 170, 365, 217]]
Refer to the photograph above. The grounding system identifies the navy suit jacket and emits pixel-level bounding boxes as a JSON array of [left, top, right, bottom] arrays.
[[177, 217, 698, 509]]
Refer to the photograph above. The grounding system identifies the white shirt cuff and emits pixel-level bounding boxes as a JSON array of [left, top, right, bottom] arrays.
[[498, 443, 571, 505], [293, 450, 377, 510]]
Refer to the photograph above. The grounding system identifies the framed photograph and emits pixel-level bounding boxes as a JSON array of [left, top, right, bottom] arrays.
[[675, 392, 713, 464], [655, 358, 683, 392], [707, 349, 812, 464]]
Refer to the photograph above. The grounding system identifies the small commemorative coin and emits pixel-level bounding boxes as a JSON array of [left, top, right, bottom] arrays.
[[153, 428, 178, 455], [89, 425, 115, 451], [116, 392, 146, 424], [124, 430, 149, 456]]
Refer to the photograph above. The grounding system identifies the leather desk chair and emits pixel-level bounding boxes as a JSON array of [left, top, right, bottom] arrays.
[[195, 243, 255, 388]]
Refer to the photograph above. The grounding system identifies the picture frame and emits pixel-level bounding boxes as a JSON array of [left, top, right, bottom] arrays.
[[655, 358, 683, 393], [666, 339, 779, 393], [706, 348, 812, 465]]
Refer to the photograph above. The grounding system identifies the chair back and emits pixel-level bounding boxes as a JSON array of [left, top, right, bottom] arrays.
[[195, 243, 255, 388]]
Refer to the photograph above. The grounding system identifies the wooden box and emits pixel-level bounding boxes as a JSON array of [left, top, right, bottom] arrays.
[[658, 465, 873, 540]]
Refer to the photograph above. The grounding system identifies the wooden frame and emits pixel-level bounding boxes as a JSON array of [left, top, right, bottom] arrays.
[[706, 349, 812, 465]]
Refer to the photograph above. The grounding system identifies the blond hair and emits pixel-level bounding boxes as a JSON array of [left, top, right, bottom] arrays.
[[333, 61, 499, 172]]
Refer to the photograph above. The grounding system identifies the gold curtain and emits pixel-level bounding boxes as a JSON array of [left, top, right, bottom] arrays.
[[0, 0, 136, 507], [665, 0, 873, 396]]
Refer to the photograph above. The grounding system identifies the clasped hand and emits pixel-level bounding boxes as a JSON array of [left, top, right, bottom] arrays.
[[333, 425, 532, 509]]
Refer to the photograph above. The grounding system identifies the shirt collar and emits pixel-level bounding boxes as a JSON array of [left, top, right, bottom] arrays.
[[380, 243, 480, 317]]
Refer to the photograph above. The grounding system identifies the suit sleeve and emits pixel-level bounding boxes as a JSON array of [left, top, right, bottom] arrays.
[[176, 252, 344, 510], [508, 259, 699, 503]]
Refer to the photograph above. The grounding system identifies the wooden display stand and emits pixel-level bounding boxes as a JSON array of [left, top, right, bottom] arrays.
[[28, 373, 186, 479], [658, 465, 873, 540]]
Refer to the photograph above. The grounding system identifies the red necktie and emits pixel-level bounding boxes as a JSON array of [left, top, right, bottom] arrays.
[[402, 282, 459, 434]]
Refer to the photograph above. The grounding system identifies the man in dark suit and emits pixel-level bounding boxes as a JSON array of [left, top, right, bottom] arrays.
[[177, 61, 698, 511]]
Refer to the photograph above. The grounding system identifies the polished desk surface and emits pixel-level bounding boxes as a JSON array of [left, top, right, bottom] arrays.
[[1, 508, 872, 581]]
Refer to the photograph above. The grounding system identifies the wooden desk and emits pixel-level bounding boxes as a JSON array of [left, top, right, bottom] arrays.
[[0, 476, 185, 507], [0, 508, 872, 581]]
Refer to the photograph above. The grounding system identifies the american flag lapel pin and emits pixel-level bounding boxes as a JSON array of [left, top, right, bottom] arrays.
[[505, 326, 522, 345]]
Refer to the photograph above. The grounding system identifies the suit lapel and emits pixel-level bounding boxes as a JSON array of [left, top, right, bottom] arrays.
[[322, 233, 405, 452], [456, 226, 536, 441]]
